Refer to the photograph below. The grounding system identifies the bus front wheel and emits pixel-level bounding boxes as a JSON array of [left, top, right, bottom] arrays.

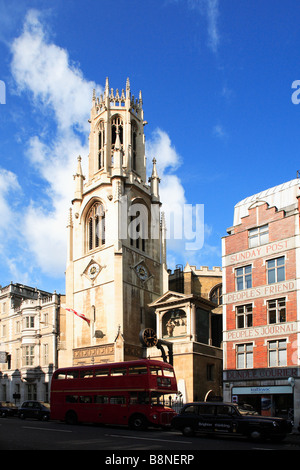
[[129, 414, 148, 431], [65, 410, 78, 425]]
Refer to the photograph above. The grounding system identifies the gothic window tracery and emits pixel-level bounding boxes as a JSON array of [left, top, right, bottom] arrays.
[[98, 121, 105, 170], [87, 202, 105, 251], [131, 120, 138, 171], [111, 116, 123, 149], [111, 116, 123, 166], [129, 202, 148, 252]]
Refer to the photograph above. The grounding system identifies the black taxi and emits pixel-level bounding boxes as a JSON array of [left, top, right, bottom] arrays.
[[171, 402, 293, 441]]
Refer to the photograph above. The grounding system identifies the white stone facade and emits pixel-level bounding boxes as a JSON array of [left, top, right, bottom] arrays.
[[59, 78, 168, 368], [0, 283, 60, 404]]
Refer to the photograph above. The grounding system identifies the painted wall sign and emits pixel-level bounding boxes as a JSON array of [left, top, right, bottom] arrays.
[[223, 280, 296, 304], [224, 321, 298, 342], [223, 237, 295, 267]]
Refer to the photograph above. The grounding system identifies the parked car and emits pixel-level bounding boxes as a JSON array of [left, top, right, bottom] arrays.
[[0, 402, 18, 417], [18, 401, 50, 421], [171, 402, 293, 441]]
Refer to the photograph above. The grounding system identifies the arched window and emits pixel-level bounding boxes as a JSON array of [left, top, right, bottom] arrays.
[[131, 121, 138, 171], [111, 116, 123, 150], [210, 284, 222, 305], [111, 116, 123, 166], [87, 203, 105, 251], [129, 202, 148, 252], [98, 121, 105, 170]]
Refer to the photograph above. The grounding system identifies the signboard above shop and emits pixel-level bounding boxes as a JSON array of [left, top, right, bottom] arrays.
[[232, 385, 293, 395], [223, 366, 300, 381]]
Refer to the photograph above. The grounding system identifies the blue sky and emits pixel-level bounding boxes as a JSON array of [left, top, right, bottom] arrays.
[[0, 0, 300, 295]]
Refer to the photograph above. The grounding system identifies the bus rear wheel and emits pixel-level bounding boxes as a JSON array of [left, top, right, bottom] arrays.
[[65, 410, 78, 425], [129, 414, 148, 431]]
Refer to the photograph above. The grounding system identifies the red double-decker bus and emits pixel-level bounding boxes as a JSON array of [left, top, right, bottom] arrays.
[[50, 359, 177, 430]]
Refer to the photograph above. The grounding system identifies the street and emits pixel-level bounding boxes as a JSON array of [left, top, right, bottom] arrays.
[[0, 415, 298, 456]]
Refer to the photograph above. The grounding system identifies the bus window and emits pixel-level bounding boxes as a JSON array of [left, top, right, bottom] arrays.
[[66, 395, 78, 403], [95, 369, 109, 377], [55, 372, 66, 380], [94, 395, 109, 404], [110, 396, 126, 404], [128, 366, 147, 375], [163, 368, 174, 377], [79, 396, 93, 404], [111, 368, 127, 376], [129, 392, 149, 405], [80, 370, 93, 378], [157, 377, 171, 387], [66, 370, 79, 379], [150, 392, 165, 406], [150, 367, 163, 376]]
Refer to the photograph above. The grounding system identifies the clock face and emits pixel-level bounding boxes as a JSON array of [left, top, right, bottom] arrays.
[[88, 263, 100, 279], [135, 264, 149, 281], [140, 328, 157, 347]]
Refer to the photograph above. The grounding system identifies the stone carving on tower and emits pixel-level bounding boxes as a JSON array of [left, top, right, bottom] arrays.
[[59, 78, 168, 367]]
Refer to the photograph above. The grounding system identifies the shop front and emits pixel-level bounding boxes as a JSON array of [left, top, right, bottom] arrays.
[[223, 367, 299, 423], [231, 385, 293, 418]]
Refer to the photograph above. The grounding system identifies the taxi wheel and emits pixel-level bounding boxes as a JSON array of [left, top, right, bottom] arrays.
[[248, 428, 264, 441], [182, 426, 195, 437]]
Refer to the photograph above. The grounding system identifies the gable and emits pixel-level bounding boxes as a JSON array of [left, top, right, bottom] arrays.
[[148, 290, 192, 308]]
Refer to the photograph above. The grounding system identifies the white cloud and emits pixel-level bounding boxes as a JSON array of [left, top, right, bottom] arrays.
[[0, 169, 21, 235], [9, 9, 102, 278], [11, 9, 98, 132], [146, 128, 182, 175], [205, 0, 220, 54], [146, 128, 203, 262], [8, 10, 189, 279], [213, 124, 228, 140], [7, 9, 206, 281], [146, 127, 186, 212], [187, 0, 220, 54]]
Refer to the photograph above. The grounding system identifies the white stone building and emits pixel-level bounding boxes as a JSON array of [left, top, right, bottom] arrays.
[[0, 283, 60, 404], [58, 78, 168, 367]]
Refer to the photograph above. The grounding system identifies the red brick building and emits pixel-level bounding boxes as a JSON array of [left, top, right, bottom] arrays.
[[222, 179, 300, 428]]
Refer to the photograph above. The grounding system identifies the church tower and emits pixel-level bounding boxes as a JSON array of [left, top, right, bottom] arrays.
[[59, 78, 168, 367]]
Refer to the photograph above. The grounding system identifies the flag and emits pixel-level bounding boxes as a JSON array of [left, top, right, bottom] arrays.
[[66, 308, 90, 325]]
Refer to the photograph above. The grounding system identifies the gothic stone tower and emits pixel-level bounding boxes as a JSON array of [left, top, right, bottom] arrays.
[[59, 78, 168, 367]]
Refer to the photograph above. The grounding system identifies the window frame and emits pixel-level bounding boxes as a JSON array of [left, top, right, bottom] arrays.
[[98, 120, 105, 170], [235, 265, 252, 291], [87, 202, 105, 252], [266, 256, 285, 284], [248, 224, 269, 248], [236, 342, 253, 369], [268, 339, 287, 367], [267, 298, 286, 324], [236, 304, 253, 329]]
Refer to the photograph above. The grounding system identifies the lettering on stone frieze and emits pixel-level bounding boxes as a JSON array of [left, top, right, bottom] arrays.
[[223, 238, 294, 267], [223, 280, 296, 304], [73, 345, 114, 359], [224, 321, 298, 342]]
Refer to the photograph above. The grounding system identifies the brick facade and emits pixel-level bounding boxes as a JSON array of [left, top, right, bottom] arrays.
[[222, 179, 300, 428]]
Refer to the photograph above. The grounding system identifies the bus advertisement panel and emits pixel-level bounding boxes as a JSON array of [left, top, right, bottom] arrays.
[[50, 359, 177, 430]]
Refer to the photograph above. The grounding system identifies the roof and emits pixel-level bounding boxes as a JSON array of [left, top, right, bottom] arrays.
[[233, 178, 300, 226]]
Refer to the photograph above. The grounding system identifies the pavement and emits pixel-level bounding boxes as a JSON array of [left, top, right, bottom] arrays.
[[286, 432, 300, 446]]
